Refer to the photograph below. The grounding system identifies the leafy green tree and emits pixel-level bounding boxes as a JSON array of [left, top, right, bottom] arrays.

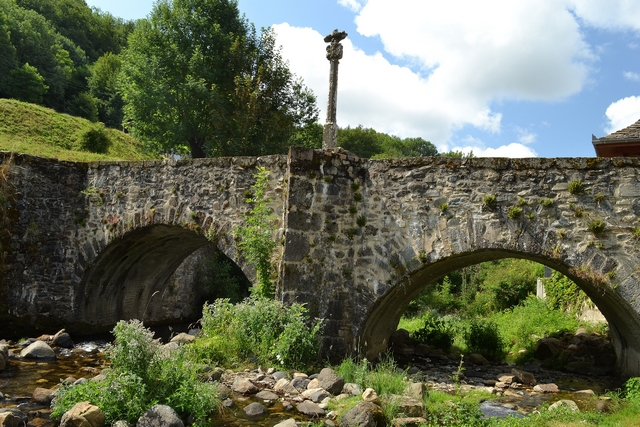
[[88, 53, 124, 128], [0, 9, 17, 95], [7, 63, 48, 104], [16, 0, 133, 61], [120, 0, 318, 158], [0, 0, 89, 111], [338, 125, 383, 158]]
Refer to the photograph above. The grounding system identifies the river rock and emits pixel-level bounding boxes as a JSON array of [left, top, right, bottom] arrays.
[[317, 368, 344, 395], [31, 387, 55, 405], [466, 353, 489, 366], [169, 333, 195, 345], [383, 395, 425, 417], [255, 390, 279, 401], [391, 417, 426, 427], [291, 377, 311, 391], [274, 419, 298, 427], [137, 404, 183, 427], [296, 400, 325, 418], [340, 401, 386, 427], [232, 377, 257, 395], [274, 378, 299, 395], [343, 383, 362, 396], [534, 337, 563, 360], [272, 371, 288, 380], [548, 400, 579, 412], [479, 401, 523, 419], [20, 341, 55, 359], [243, 402, 267, 419], [310, 389, 330, 403], [60, 401, 105, 427], [533, 383, 559, 393], [53, 330, 74, 348], [406, 382, 425, 400], [512, 369, 536, 385], [0, 409, 27, 427], [362, 388, 380, 404], [0, 353, 6, 371]]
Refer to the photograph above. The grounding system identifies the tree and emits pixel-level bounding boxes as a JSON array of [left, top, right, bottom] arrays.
[[120, 0, 318, 158], [88, 53, 124, 128], [7, 63, 48, 104]]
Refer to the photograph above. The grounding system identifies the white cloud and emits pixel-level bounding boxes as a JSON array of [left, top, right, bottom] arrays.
[[624, 71, 640, 82], [446, 136, 538, 158], [568, 0, 640, 32], [337, 0, 363, 12], [274, 1, 640, 152], [605, 96, 640, 134]]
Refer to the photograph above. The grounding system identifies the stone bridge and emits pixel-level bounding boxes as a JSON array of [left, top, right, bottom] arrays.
[[3, 148, 640, 375]]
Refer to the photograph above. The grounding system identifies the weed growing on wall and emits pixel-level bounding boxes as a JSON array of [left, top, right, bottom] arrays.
[[234, 167, 277, 298]]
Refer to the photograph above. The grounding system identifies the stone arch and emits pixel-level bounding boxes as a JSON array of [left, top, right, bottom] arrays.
[[73, 223, 250, 334], [357, 248, 640, 376]]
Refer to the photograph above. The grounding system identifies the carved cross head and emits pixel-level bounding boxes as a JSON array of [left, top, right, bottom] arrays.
[[324, 29, 348, 61]]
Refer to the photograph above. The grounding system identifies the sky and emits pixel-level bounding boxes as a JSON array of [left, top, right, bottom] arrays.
[[84, 0, 640, 158]]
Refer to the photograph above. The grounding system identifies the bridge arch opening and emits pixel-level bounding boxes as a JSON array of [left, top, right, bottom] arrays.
[[359, 249, 640, 376], [74, 224, 250, 334]]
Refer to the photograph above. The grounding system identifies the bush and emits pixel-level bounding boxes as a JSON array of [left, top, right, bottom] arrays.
[[196, 297, 323, 370], [411, 312, 456, 351], [52, 320, 220, 426], [80, 126, 111, 154], [625, 377, 640, 400], [463, 320, 505, 360]]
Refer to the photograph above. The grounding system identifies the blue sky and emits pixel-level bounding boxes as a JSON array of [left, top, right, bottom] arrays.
[[85, 0, 640, 158]]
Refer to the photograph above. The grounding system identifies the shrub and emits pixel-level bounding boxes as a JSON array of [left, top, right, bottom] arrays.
[[53, 320, 220, 426], [543, 271, 589, 313], [539, 198, 554, 207], [625, 377, 640, 400], [411, 312, 456, 351], [463, 320, 505, 360], [197, 297, 323, 370], [80, 126, 111, 154]]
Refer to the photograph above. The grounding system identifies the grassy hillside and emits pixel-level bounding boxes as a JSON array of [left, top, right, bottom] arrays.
[[0, 99, 157, 162]]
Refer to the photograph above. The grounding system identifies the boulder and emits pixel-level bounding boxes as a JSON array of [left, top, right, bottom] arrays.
[[137, 404, 183, 427], [296, 400, 325, 418], [20, 341, 55, 359], [406, 382, 425, 400], [255, 390, 279, 401], [340, 401, 386, 427], [53, 330, 74, 349], [383, 395, 425, 417], [362, 388, 380, 404], [0, 409, 27, 427], [390, 329, 410, 347], [31, 387, 55, 405], [60, 401, 105, 427], [343, 383, 362, 396], [533, 383, 559, 393], [317, 368, 345, 395], [534, 338, 563, 360], [232, 377, 258, 395], [273, 419, 298, 427], [310, 389, 330, 403], [548, 400, 579, 412], [243, 402, 267, 419], [512, 369, 536, 386], [0, 353, 6, 371], [169, 333, 195, 345], [274, 378, 299, 395], [291, 377, 311, 391], [272, 371, 288, 380], [465, 353, 489, 366]]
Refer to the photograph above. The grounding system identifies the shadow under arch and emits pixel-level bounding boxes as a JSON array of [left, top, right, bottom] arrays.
[[358, 248, 640, 376], [73, 224, 248, 334]]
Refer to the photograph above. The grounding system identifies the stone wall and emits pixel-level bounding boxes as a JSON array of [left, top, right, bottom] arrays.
[[281, 148, 640, 374]]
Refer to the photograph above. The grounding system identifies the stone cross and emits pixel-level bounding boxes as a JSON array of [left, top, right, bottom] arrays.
[[322, 29, 348, 149]]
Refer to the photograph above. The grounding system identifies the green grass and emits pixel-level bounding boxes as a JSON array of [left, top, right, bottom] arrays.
[[0, 99, 157, 162]]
